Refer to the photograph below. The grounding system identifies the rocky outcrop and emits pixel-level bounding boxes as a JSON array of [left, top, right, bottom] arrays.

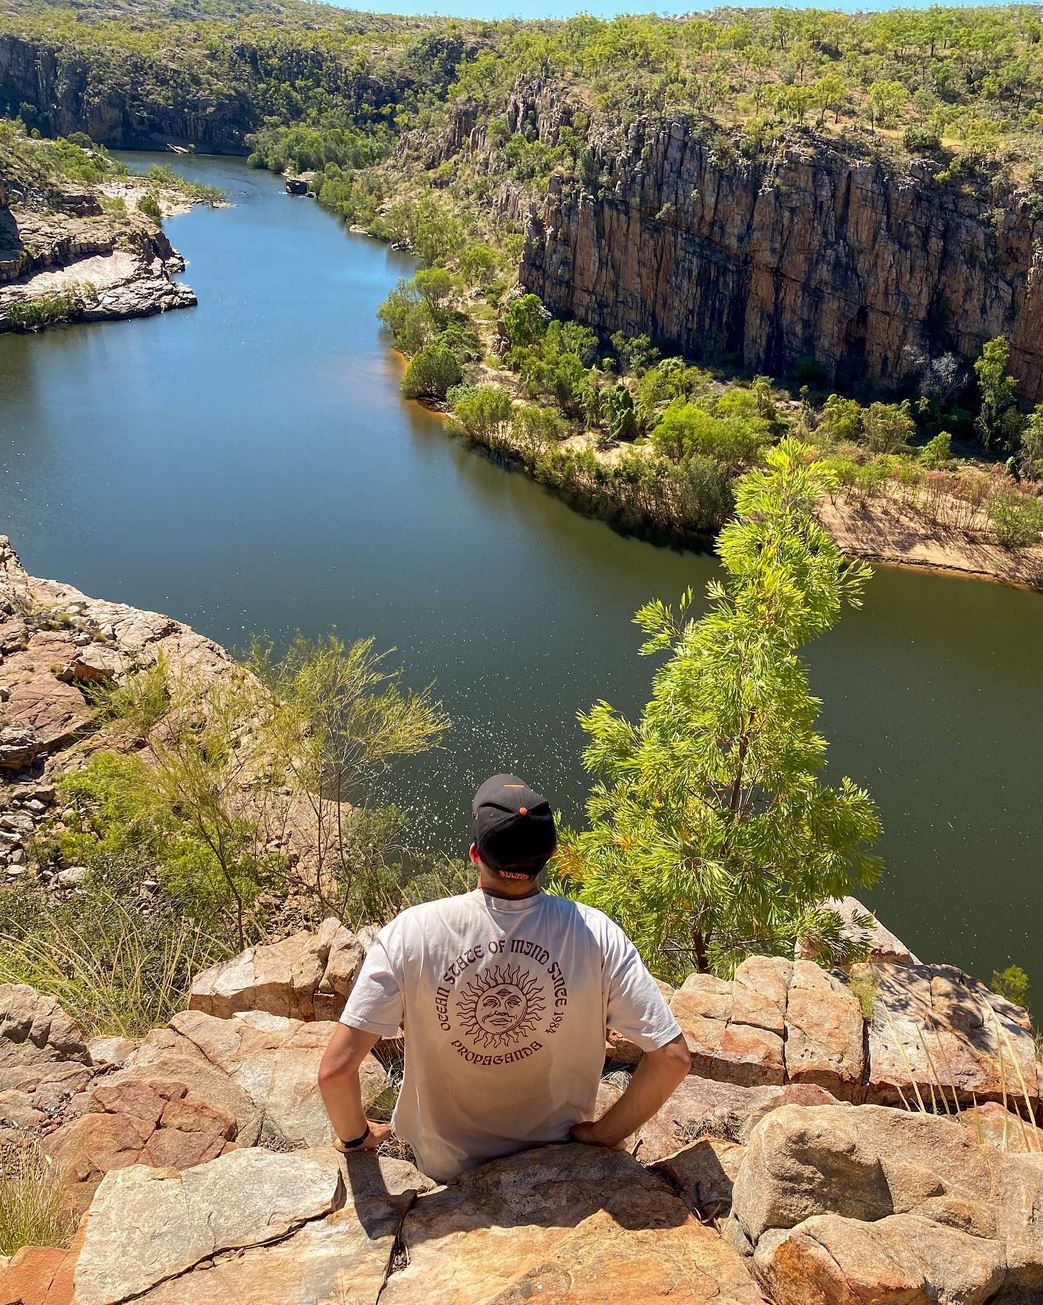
[[1, 927, 1041, 1305], [0, 983, 93, 1133], [517, 103, 1043, 404], [188, 917, 365, 1022], [0, 535, 248, 875], [0, 33, 414, 155], [0, 186, 195, 330], [730, 1102, 1043, 1304], [665, 954, 1040, 1110]]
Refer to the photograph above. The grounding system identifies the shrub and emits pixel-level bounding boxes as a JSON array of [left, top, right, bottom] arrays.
[[511, 404, 565, 459], [0, 890, 229, 1039], [401, 344, 463, 400], [919, 430, 954, 469], [378, 281, 435, 356], [990, 492, 1043, 549], [89, 656, 169, 735], [991, 964, 1031, 1012], [449, 384, 513, 442], [502, 293, 548, 349], [861, 401, 916, 454], [4, 292, 78, 330], [650, 402, 765, 467], [904, 125, 942, 156], [137, 191, 162, 223], [0, 1141, 77, 1257]]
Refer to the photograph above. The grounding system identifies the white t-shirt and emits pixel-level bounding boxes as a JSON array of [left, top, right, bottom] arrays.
[[340, 888, 680, 1182]]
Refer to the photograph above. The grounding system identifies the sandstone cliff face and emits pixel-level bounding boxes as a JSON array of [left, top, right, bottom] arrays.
[[0, 34, 410, 153], [518, 110, 1043, 404]]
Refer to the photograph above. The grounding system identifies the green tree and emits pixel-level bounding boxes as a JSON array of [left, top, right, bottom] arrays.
[[502, 293, 548, 349], [868, 80, 905, 129], [919, 430, 954, 468], [449, 384, 514, 442], [413, 267, 454, 324], [860, 401, 915, 453], [974, 336, 1024, 452], [567, 439, 882, 978], [1018, 402, 1043, 476], [990, 964, 1030, 1012], [401, 344, 463, 400]]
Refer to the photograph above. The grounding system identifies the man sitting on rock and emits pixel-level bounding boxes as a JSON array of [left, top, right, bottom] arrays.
[[319, 774, 691, 1182]]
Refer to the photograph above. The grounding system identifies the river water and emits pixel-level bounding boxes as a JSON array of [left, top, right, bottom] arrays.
[[1, 155, 1039, 991]]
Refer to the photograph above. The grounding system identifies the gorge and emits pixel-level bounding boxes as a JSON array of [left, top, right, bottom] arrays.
[[1, 154, 1041, 997]]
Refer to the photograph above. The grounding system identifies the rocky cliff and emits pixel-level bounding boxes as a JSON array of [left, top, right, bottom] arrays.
[[0, 33, 411, 154], [515, 105, 1043, 405], [0, 171, 195, 327]]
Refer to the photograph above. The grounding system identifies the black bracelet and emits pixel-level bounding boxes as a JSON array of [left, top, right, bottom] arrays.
[[338, 1125, 371, 1150]]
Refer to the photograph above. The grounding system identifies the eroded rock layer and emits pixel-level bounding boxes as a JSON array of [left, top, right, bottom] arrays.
[[517, 108, 1043, 403]]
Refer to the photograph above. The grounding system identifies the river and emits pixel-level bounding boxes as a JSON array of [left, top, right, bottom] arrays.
[[1, 155, 1039, 992]]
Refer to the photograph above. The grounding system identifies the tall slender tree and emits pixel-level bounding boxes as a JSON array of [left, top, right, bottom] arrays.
[[566, 439, 882, 979]]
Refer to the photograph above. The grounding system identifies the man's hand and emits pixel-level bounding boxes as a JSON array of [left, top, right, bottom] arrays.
[[572, 1033, 691, 1151], [334, 1120, 393, 1153], [569, 1120, 627, 1150]]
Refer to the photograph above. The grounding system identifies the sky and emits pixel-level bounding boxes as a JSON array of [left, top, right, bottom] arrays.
[[324, 0, 1002, 20]]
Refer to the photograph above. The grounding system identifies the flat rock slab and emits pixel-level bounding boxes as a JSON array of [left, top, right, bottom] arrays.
[[127, 1156, 429, 1305], [0, 1242, 79, 1305], [865, 962, 1040, 1108], [43, 1076, 238, 1217], [74, 1147, 346, 1305], [382, 1143, 764, 1305]]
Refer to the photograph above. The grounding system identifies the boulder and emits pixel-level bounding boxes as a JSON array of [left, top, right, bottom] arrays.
[[670, 962, 788, 1087], [167, 1008, 387, 1147], [91, 1154, 431, 1305], [783, 962, 864, 1099], [381, 1143, 764, 1305], [635, 1075, 840, 1163], [43, 1077, 238, 1216], [652, 1135, 746, 1218], [754, 1213, 1005, 1305], [960, 1101, 1043, 1153], [0, 722, 39, 770], [0, 985, 93, 1123], [865, 962, 1040, 1109], [187, 918, 364, 1023], [73, 1148, 345, 1305], [993, 1151, 1043, 1300], [0, 1243, 78, 1305], [69, 645, 123, 682], [732, 1104, 998, 1245], [821, 895, 920, 965]]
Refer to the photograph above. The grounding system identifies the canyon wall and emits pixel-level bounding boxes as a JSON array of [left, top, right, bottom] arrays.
[[0, 34, 410, 153], [517, 110, 1043, 404]]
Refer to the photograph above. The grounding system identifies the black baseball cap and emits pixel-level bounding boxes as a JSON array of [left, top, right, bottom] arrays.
[[472, 774, 557, 877]]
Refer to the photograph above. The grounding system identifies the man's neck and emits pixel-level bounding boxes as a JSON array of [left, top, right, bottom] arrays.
[[476, 868, 541, 901]]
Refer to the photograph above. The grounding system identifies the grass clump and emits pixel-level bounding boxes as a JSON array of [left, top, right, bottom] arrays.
[[4, 292, 78, 331], [849, 964, 880, 1020], [0, 889, 230, 1039], [0, 1140, 77, 1256], [88, 655, 169, 735]]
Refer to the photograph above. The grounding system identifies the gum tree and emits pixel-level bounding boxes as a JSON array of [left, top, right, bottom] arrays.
[[567, 439, 882, 979]]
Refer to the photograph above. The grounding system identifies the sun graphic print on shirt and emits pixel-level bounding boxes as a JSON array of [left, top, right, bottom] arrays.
[[456, 965, 547, 1049]]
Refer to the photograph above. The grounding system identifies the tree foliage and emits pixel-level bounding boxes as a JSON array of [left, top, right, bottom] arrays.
[[566, 439, 883, 979]]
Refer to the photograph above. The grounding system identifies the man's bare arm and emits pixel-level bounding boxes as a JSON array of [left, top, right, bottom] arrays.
[[318, 1023, 391, 1152], [571, 1033, 691, 1149]]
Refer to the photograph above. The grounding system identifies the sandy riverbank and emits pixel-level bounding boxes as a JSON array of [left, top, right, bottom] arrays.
[[819, 490, 1043, 591]]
